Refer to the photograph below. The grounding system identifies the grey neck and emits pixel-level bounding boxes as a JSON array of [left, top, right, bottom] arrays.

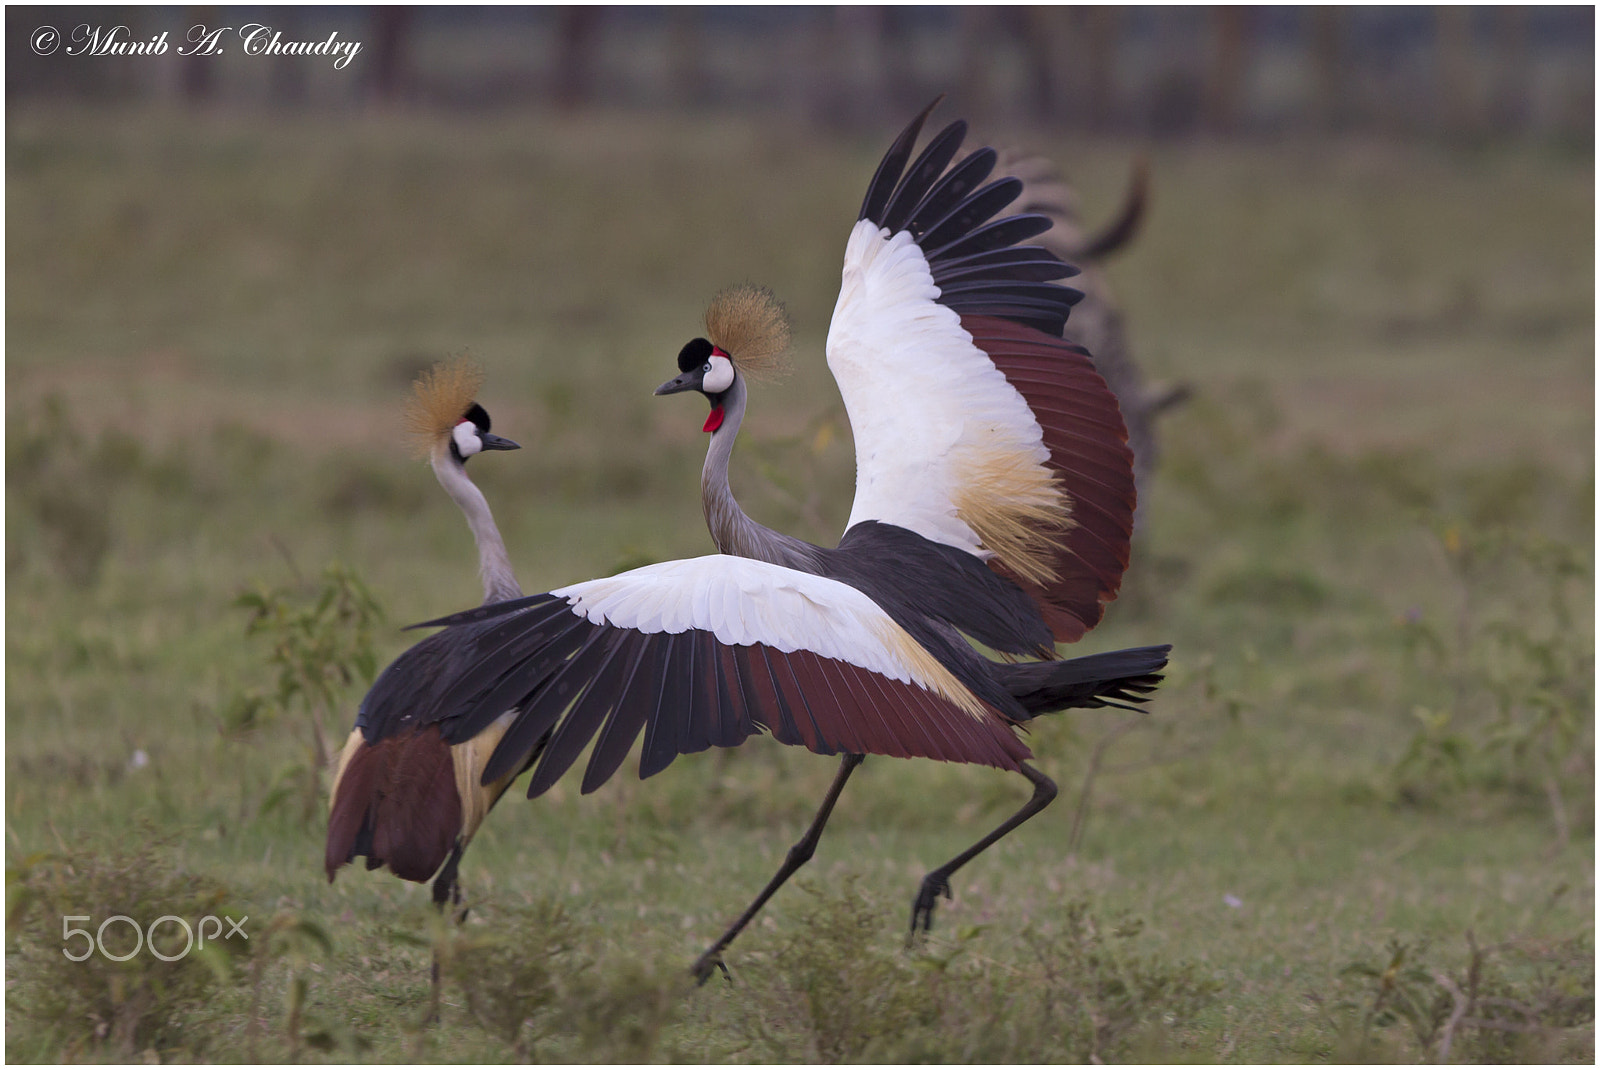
[[700, 376, 825, 573], [431, 450, 524, 605]]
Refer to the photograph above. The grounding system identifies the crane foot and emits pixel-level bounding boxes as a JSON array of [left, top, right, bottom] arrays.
[[690, 951, 732, 987], [907, 872, 952, 944]]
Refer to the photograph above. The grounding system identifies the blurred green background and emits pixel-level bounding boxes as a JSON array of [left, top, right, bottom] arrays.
[[6, 7, 1594, 1063]]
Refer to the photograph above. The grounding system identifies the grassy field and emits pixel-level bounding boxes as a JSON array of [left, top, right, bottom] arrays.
[[6, 104, 1593, 1062]]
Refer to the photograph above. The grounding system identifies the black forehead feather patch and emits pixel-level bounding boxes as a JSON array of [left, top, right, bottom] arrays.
[[677, 337, 714, 372], [464, 401, 491, 431]]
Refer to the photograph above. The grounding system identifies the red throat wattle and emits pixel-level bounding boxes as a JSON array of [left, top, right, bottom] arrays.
[[703, 406, 725, 433]]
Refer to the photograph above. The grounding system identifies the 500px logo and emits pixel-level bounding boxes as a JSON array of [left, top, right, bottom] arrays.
[[61, 914, 247, 962]]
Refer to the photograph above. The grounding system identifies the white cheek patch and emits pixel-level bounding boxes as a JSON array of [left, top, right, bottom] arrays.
[[452, 421, 483, 457], [702, 355, 735, 394]]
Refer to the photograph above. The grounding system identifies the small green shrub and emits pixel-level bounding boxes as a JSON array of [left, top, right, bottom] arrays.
[[442, 897, 681, 1061], [1336, 930, 1594, 1063], [4, 845, 245, 1061], [710, 879, 1219, 1063], [1207, 565, 1331, 612], [6, 395, 114, 587], [244, 910, 356, 1062], [1393, 519, 1593, 840], [233, 562, 383, 822], [442, 898, 582, 1056]]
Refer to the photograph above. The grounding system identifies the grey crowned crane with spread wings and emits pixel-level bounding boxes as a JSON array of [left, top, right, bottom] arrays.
[[326, 99, 1171, 982]]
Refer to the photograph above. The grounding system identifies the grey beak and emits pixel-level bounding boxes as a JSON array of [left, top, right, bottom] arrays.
[[481, 433, 520, 451], [654, 372, 698, 396]]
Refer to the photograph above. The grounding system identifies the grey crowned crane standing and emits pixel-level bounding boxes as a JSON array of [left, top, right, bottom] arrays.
[[324, 358, 525, 910], [335, 99, 1171, 983]]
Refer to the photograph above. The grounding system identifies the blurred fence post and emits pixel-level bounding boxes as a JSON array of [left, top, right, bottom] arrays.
[[553, 6, 605, 111], [368, 6, 413, 104], [1435, 6, 1481, 138], [1308, 6, 1346, 133], [1205, 6, 1252, 135], [1489, 6, 1530, 134], [668, 6, 707, 108], [1084, 6, 1122, 132], [1020, 7, 1072, 122], [958, 6, 997, 120]]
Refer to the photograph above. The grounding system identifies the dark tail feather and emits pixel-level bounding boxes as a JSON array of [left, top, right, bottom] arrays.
[[1078, 156, 1149, 261], [325, 727, 462, 884], [999, 644, 1170, 717]]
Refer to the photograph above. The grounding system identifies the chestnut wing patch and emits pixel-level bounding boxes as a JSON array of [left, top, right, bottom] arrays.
[[962, 315, 1136, 641]]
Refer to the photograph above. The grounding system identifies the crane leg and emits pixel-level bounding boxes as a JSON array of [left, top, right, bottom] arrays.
[[423, 742, 536, 1017], [691, 752, 864, 985], [427, 840, 468, 1024], [431, 841, 466, 914], [907, 762, 1057, 942]]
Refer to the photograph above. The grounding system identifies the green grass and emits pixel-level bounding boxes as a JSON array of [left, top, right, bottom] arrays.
[[6, 104, 1593, 1062]]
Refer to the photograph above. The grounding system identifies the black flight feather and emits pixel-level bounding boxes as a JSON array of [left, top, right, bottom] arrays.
[[579, 631, 662, 794], [922, 214, 1055, 265], [938, 298, 1070, 336], [710, 643, 755, 749], [639, 633, 693, 780], [859, 95, 944, 225], [933, 258, 1080, 287], [935, 278, 1085, 304], [439, 610, 594, 742], [499, 627, 624, 782], [929, 245, 1081, 284], [915, 177, 1025, 252], [473, 618, 603, 780], [546, 629, 643, 791], [879, 119, 968, 235], [904, 147, 998, 237], [407, 592, 561, 631], [406, 600, 574, 727], [679, 631, 722, 757]]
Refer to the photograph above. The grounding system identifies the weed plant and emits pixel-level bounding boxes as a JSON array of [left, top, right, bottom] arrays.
[[1333, 929, 1594, 1062], [690, 879, 1219, 1062], [234, 564, 383, 821]]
